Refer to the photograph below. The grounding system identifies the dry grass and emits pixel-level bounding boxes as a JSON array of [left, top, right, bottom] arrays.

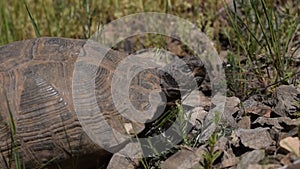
[[0, 0, 226, 46]]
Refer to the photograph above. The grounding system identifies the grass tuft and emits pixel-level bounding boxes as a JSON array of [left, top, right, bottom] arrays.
[[225, 0, 300, 99]]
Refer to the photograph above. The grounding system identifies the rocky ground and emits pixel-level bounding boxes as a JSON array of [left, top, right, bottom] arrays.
[[105, 36, 300, 169], [108, 82, 300, 169], [159, 84, 300, 169]]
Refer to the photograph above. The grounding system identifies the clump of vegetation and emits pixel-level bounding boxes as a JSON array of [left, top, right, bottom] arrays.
[[225, 0, 300, 99]]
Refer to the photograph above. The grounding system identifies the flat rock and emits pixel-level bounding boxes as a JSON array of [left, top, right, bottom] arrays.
[[161, 146, 206, 169], [107, 142, 141, 169], [221, 148, 239, 168], [237, 150, 265, 169], [107, 154, 138, 169], [273, 85, 300, 117], [246, 164, 281, 169], [279, 137, 300, 156], [237, 116, 251, 129], [236, 127, 274, 149], [254, 117, 300, 130], [242, 97, 272, 117], [183, 90, 211, 108]]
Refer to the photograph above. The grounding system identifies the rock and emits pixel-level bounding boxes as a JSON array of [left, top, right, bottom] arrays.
[[230, 129, 240, 147], [273, 85, 300, 117], [279, 160, 300, 169], [279, 153, 293, 166], [236, 127, 274, 149], [225, 96, 241, 109], [286, 163, 300, 169], [242, 97, 272, 118], [214, 136, 228, 152], [237, 150, 265, 169], [237, 116, 251, 129], [183, 90, 211, 108], [188, 106, 208, 130], [107, 154, 139, 169], [253, 117, 300, 130], [221, 148, 239, 168], [107, 142, 144, 169], [212, 95, 239, 128], [279, 137, 300, 156], [246, 164, 282, 169], [161, 146, 206, 169]]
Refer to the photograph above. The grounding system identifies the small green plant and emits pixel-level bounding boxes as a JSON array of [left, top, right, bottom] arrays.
[[174, 101, 190, 144], [200, 111, 222, 169], [201, 131, 222, 169]]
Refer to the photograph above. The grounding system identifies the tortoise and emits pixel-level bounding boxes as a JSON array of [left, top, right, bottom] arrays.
[[0, 37, 206, 169]]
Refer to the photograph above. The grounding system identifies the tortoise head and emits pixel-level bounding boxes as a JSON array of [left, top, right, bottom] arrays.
[[158, 56, 206, 100]]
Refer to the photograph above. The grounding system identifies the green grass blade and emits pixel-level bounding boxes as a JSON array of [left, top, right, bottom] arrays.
[[250, 0, 272, 56], [5, 93, 23, 169], [23, 0, 41, 37]]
